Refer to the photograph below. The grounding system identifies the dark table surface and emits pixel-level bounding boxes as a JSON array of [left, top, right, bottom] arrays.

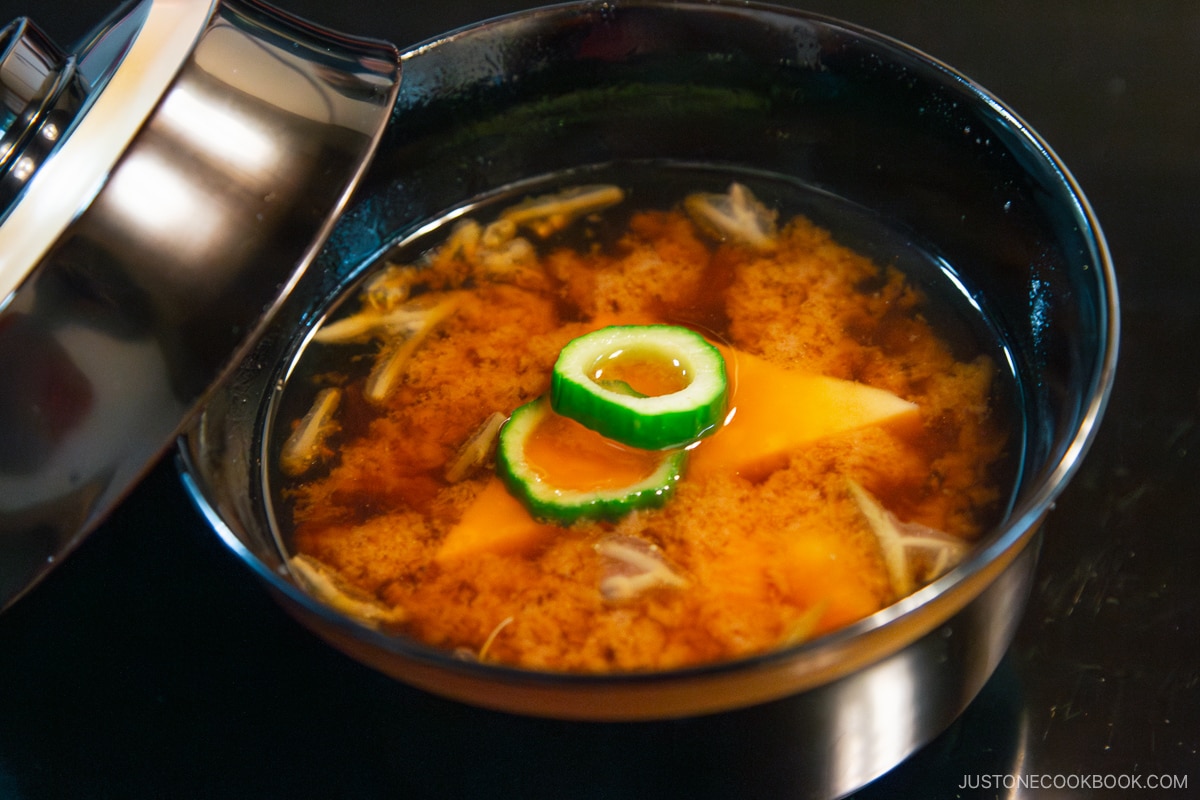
[[1, 1, 1197, 797]]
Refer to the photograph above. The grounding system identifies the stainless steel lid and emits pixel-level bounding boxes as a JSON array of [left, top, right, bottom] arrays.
[[0, 0, 400, 609], [0, 16, 88, 227]]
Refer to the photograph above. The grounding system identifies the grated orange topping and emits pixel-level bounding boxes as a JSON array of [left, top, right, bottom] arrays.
[[283, 202, 1009, 672]]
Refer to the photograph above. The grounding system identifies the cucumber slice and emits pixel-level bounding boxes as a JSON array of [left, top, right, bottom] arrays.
[[551, 325, 728, 450], [496, 398, 688, 524]]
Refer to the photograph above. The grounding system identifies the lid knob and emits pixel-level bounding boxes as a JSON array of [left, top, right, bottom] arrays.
[[0, 18, 88, 216]]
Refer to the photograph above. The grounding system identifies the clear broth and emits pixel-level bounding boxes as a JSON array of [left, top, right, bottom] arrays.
[[263, 162, 1025, 671]]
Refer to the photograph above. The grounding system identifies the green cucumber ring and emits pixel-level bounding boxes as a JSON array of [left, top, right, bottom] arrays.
[[496, 398, 687, 524], [550, 325, 728, 450]]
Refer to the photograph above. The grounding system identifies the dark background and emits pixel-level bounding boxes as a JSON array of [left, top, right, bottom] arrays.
[[1, 0, 1197, 797]]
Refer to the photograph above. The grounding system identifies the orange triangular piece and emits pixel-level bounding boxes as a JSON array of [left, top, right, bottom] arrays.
[[689, 348, 918, 477], [435, 477, 558, 563]]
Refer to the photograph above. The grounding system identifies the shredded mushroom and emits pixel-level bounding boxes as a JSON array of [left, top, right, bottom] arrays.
[[478, 616, 514, 661], [363, 293, 462, 403], [444, 411, 507, 483], [477, 220, 538, 276], [279, 388, 342, 476], [596, 535, 687, 601], [848, 480, 970, 599], [288, 554, 408, 627], [452, 616, 514, 663], [312, 303, 441, 345], [684, 182, 779, 251], [500, 184, 625, 239], [364, 263, 419, 311]]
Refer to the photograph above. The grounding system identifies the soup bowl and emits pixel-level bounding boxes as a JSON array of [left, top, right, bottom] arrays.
[[178, 0, 1117, 793]]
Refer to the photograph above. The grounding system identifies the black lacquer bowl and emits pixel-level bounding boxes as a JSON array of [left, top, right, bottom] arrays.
[[179, 2, 1117, 796]]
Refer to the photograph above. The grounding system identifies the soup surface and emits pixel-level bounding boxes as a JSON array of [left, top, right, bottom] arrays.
[[272, 176, 1013, 672]]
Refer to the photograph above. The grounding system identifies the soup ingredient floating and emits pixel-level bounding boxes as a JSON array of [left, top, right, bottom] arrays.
[[496, 397, 689, 524], [684, 181, 779, 250], [279, 387, 341, 477], [550, 324, 729, 450], [500, 183, 625, 238], [278, 180, 1011, 671]]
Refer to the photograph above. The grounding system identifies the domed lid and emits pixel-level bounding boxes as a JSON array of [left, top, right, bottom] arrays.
[[0, 0, 216, 308], [0, 0, 399, 610]]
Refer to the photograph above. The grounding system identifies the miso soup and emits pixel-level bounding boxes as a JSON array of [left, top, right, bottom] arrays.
[[266, 166, 1020, 673]]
